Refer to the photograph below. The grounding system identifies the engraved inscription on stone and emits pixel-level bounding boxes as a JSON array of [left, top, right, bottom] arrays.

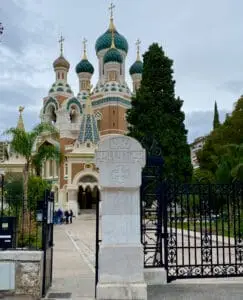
[[111, 165, 130, 184], [96, 150, 145, 164], [109, 136, 131, 150]]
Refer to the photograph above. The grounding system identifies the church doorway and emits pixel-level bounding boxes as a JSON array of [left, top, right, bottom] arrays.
[[77, 175, 99, 211]]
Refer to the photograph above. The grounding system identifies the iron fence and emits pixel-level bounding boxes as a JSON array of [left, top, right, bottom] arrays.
[[0, 194, 44, 250], [165, 181, 243, 281]]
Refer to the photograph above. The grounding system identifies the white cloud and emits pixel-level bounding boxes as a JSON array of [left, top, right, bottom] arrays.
[[0, 0, 242, 141]]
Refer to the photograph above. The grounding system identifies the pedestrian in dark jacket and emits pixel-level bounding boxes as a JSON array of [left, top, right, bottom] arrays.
[[64, 210, 69, 224], [69, 209, 73, 224]]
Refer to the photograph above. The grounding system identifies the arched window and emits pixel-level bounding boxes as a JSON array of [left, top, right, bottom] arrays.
[[46, 105, 57, 124], [62, 72, 64, 79], [70, 105, 79, 123]]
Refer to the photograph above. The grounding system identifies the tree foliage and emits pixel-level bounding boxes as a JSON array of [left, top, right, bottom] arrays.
[[198, 96, 243, 182], [5, 122, 60, 210], [213, 101, 220, 129], [27, 176, 51, 211], [126, 43, 192, 181]]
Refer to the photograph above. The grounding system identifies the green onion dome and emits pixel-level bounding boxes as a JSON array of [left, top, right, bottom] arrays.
[[129, 60, 143, 75], [95, 29, 128, 53], [104, 48, 123, 64], [76, 59, 94, 74], [53, 55, 70, 70]]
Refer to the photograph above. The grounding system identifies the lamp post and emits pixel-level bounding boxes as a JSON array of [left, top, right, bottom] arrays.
[[0, 169, 5, 217]]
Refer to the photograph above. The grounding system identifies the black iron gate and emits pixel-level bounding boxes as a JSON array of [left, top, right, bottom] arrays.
[[141, 163, 243, 282], [164, 181, 243, 282], [140, 137, 243, 282], [42, 190, 54, 297], [140, 143, 164, 268]]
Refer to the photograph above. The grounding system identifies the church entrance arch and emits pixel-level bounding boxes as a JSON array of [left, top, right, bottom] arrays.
[[77, 175, 100, 211]]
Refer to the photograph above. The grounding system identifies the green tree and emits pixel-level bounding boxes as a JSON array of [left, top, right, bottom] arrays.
[[213, 101, 220, 129], [127, 43, 192, 180], [215, 144, 243, 183], [192, 168, 215, 183], [4, 172, 23, 211], [198, 96, 243, 179], [27, 176, 51, 211], [5, 123, 60, 212]]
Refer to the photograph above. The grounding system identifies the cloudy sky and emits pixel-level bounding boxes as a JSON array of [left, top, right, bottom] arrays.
[[0, 0, 242, 142]]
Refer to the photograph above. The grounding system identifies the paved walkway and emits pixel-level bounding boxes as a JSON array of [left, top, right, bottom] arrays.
[[45, 212, 96, 300], [44, 211, 243, 300]]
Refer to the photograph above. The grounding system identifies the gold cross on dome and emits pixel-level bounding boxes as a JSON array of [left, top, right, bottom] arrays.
[[19, 106, 24, 114], [136, 39, 141, 60], [109, 2, 115, 18], [136, 39, 141, 52], [58, 35, 64, 56], [83, 38, 87, 55]]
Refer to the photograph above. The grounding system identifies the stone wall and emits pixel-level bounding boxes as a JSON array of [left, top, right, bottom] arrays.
[[0, 251, 43, 299]]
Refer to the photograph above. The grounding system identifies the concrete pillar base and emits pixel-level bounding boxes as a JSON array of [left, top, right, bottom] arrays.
[[96, 283, 147, 300], [144, 268, 167, 285]]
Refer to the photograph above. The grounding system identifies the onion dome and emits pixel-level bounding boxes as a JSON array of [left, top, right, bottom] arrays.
[[53, 36, 70, 70], [129, 60, 143, 75], [104, 47, 123, 64], [76, 59, 94, 74], [95, 16, 128, 53], [96, 30, 128, 53], [53, 55, 70, 70], [76, 38, 94, 74], [129, 39, 143, 75]]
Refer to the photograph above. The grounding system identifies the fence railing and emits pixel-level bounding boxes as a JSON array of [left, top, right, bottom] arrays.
[[0, 195, 43, 250]]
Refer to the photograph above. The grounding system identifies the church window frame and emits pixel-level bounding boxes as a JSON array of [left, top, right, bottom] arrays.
[[64, 162, 68, 178], [108, 71, 117, 82], [81, 80, 88, 90], [69, 104, 79, 124]]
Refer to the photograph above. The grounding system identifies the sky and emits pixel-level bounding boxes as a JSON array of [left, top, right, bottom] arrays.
[[0, 0, 242, 142]]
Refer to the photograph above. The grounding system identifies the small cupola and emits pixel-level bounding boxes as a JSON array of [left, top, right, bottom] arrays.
[[103, 22, 123, 83], [130, 39, 143, 92], [53, 35, 70, 82], [76, 38, 94, 92]]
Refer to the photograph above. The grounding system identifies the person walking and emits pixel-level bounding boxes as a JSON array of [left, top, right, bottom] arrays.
[[69, 209, 73, 224], [64, 210, 69, 224]]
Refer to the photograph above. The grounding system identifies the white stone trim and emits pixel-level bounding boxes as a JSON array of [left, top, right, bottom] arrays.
[[72, 169, 99, 186], [0, 251, 43, 261]]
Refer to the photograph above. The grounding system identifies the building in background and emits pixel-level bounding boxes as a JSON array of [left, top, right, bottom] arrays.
[[0, 4, 144, 216], [190, 136, 206, 169]]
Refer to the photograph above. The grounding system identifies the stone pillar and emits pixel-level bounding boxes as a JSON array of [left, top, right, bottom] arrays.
[[67, 188, 78, 217], [95, 135, 147, 300]]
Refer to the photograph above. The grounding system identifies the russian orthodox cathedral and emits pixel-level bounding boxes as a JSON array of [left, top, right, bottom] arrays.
[[1, 5, 144, 216]]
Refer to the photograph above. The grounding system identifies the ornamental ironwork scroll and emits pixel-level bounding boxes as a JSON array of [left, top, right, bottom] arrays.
[[166, 181, 243, 282]]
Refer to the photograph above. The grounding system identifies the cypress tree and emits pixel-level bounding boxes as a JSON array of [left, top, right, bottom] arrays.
[[127, 43, 192, 181], [213, 101, 220, 129]]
